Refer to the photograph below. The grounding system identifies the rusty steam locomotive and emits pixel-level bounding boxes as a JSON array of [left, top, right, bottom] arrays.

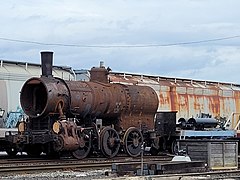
[[8, 51, 161, 159]]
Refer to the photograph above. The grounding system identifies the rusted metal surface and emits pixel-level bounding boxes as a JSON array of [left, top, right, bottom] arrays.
[[90, 66, 109, 83], [66, 80, 158, 130], [20, 77, 70, 118], [21, 61, 158, 132], [119, 84, 158, 130], [109, 72, 240, 125], [54, 120, 80, 151]]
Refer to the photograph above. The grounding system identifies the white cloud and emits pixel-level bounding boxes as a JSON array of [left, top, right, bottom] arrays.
[[0, 0, 240, 83]]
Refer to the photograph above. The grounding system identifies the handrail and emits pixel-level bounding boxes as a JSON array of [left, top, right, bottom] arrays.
[[224, 112, 234, 128], [234, 113, 240, 130], [224, 112, 240, 130]]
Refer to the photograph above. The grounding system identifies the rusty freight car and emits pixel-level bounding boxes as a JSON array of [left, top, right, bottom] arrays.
[[109, 73, 240, 132]]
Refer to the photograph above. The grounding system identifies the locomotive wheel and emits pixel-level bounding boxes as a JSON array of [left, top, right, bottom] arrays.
[[170, 139, 178, 155], [150, 146, 159, 156], [6, 148, 17, 157], [26, 144, 42, 157], [72, 129, 91, 159], [123, 127, 143, 157], [100, 127, 120, 158]]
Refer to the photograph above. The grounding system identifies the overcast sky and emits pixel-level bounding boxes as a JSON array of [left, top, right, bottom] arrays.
[[1, 0, 240, 83]]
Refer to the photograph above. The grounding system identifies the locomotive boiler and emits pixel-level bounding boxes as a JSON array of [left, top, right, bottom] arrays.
[[13, 51, 159, 159]]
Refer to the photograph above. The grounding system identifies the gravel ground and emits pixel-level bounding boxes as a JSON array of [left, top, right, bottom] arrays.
[[0, 169, 114, 180], [1, 170, 240, 180]]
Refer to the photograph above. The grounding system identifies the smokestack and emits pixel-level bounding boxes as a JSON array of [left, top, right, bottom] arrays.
[[100, 61, 104, 68], [41, 51, 53, 77]]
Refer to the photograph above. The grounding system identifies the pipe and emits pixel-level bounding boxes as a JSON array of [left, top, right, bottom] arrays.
[[100, 61, 104, 68], [41, 51, 53, 77]]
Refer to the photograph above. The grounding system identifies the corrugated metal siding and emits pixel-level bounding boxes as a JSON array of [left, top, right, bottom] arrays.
[[0, 66, 74, 81], [0, 81, 8, 127], [109, 72, 240, 123]]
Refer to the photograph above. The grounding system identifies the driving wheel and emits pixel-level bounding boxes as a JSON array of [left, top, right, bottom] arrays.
[[100, 127, 120, 158], [6, 147, 17, 157], [123, 127, 143, 157], [26, 144, 42, 157]]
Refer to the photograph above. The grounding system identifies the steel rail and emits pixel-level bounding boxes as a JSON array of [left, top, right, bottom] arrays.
[[0, 157, 172, 175]]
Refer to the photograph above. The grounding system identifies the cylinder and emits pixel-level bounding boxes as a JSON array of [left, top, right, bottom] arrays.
[[187, 117, 218, 129], [41, 51, 53, 77]]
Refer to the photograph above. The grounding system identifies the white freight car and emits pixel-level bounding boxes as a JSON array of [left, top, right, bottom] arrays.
[[0, 60, 75, 127]]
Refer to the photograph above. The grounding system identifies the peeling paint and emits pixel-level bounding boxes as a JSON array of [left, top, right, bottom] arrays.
[[109, 73, 240, 125]]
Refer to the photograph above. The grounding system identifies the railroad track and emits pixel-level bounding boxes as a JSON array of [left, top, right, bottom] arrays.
[[0, 161, 111, 174], [1, 154, 240, 179], [149, 170, 240, 179], [0, 155, 172, 175]]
